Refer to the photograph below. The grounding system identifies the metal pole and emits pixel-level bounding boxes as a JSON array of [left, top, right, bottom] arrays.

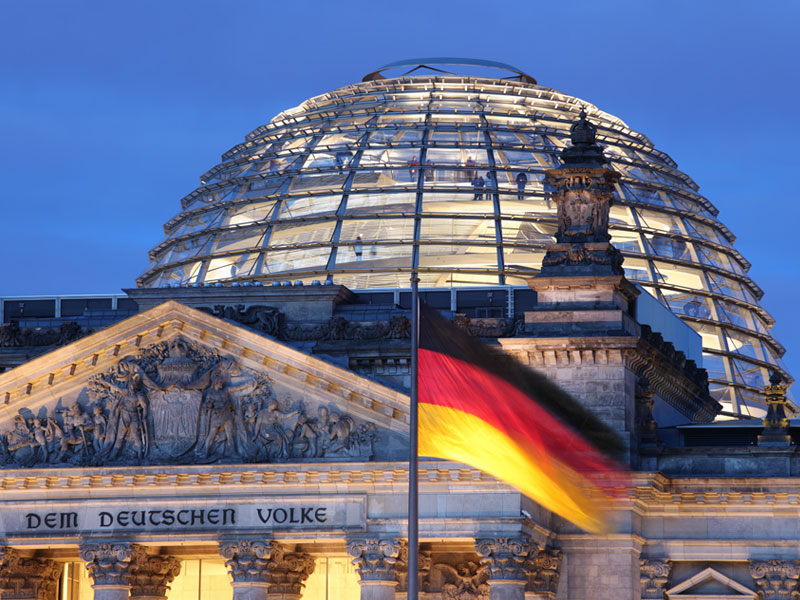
[[408, 275, 420, 600]]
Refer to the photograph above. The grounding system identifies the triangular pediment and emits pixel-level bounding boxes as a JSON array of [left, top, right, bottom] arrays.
[[666, 568, 756, 600], [0, 301, 409, 469]]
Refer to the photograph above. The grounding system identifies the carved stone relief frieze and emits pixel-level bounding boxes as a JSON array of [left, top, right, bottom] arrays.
[[0, 321, 85, 348], [427, 561, 489, 600], [201, 304, 412, 342], [0, 336, 378, 468], [395, 547, 430, 594]]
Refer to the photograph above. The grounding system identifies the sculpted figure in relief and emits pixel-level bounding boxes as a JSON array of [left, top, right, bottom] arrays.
[[246, 400, 301, 461], [0, 337, 380, 468], [57, 403, 91, 460], [6, 415, 34, 466], [194, 371, 240, 459], [101, 364, 164, 460]]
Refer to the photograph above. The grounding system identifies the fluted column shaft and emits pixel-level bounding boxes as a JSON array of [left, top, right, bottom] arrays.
[[347, 539, 405, 600]]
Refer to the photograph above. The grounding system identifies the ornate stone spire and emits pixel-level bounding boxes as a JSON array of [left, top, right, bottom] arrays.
[[539, 108, 623, 276], [560, 108, 607, 167]]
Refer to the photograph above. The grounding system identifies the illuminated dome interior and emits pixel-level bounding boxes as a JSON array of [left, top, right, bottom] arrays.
[[138, 59, 791, 417]]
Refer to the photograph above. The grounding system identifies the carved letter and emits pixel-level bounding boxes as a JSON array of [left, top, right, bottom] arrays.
[[257, 508, 272, 524], [99, 512, 112, 527], [25, 513, 41, 529], [315, 507, 327, 523]]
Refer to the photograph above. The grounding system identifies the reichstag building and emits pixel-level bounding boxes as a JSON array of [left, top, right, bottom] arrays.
[[0, 59, 796, 600]]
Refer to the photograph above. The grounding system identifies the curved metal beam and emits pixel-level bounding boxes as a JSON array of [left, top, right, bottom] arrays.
[[363, 57, 537, 84]]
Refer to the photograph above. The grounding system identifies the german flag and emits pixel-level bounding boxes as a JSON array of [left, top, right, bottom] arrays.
[[417, 303, 629, 533]]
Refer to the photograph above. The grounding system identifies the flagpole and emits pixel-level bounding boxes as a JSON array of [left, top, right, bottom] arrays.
[[408, 274, 420, 600]]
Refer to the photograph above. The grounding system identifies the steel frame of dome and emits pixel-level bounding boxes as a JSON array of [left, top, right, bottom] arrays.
[[138, 72, 791, 418]]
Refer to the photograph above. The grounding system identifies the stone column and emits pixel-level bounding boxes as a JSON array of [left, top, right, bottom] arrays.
[[346, 538, 404, 600], [475, 538, 534, 600], [640, 559, 671, 600], [750, 560, 800, 600], [0, 547, 62, 600], [129, 546, 182, 600], [79, 543, 136, 600], [524, 549, 561, 600]]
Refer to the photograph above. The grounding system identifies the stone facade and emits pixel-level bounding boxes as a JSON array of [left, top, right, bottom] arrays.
[[0, 298, 795, 600]]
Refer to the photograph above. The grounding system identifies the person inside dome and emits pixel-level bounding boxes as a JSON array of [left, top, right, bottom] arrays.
[[516, 172, 528, 201], [472, 174, 485, 200]]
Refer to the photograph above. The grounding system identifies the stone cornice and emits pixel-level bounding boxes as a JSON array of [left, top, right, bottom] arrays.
[[0, 461, 800, 511], [499, 335, 717, 423], [0, 301, 409, 433], [0, 461, 516, 498], [3, 465, 800, 511]]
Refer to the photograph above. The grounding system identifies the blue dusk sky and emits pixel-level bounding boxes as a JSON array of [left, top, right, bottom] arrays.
[[1, 1, 798, 381]]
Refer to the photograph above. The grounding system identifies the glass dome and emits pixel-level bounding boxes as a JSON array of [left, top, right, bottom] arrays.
[[138, 67, 791, 417]]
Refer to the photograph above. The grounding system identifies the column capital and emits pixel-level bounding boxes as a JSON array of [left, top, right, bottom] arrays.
[[640, 559, 672, 600], [219, 540, 283, 584], [0, 550, 62, 600], [750, 560, 800, 600], [346, 538, 404, 583], [79, 543, 136, 587], [525, 549, 562, 598], [0, 547, 20, 571], [475, 537, 535, 582], [129, 546, 181, 599], [265, 552, 315, 596]]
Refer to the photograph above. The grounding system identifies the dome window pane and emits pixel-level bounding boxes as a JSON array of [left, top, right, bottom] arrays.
[[346, 191, 416, 214], [279, 195, 340, 219]]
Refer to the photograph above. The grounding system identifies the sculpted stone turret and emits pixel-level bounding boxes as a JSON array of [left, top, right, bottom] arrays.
[[525, 108, 639, 340], [540, 109, 623, 276], [758, 372, 793, 446]]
